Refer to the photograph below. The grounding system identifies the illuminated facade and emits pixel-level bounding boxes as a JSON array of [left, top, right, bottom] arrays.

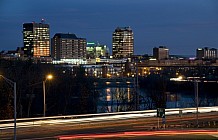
[[153, 46, 169, 60], [86, 42, 109, 59], [23, 22, 50, 57], [196, 47, 217, 59], [112, 27, 134, 58], [51, 33, 86, 60]]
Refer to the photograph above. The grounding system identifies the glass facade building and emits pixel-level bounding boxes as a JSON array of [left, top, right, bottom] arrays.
[[23, 22, 50, 57], [86, 42, 109, 59], [112, 27, 134, 58]]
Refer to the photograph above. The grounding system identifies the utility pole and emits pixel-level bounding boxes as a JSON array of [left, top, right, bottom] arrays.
[[14, 82, 16, 140], [43, 80, 46, 117], [194, 80, 199, 127], [136, 63, 139, 110], [134, 63, 139, 110]]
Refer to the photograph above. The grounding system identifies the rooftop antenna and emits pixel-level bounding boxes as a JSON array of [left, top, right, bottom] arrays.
[[41, 18, 45, 23]]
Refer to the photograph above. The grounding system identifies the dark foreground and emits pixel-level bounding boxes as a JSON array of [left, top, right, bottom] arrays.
[[1, 112, 218, 140]]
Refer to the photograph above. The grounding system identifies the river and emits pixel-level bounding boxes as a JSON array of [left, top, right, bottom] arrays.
[[95, 80, 218, 113]]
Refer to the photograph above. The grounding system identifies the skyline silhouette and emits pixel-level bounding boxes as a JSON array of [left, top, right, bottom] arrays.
[[0, 0, 218, 55]]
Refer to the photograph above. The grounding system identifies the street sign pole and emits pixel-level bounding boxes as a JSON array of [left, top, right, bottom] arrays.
[[157, 108, 165, 129], [162, 117, 166, 129]]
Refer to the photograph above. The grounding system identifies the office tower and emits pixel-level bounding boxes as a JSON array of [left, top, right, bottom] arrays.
[[112, 27, 134, 58], [23, 21, 50, 57], [51, 33, 86, 60], [153, 46, 169, 60], [86, 42, 109, 59], [196, 47, 217, 59]]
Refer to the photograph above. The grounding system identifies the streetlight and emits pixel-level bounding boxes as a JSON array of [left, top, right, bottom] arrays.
[[0, 75, 16, 140], [43, 74, 53, 117]]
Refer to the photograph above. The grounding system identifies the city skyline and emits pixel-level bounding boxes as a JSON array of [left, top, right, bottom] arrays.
[[1, 0, 218, 55]]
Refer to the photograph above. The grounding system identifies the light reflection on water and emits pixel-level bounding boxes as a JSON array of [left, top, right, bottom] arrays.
[[97, 86, 218, 113], [95, 79, 218, 113], [97, 87, 135, 113]]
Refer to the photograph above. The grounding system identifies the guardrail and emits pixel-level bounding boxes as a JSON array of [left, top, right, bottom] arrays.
[[0, 106, 218, 130]]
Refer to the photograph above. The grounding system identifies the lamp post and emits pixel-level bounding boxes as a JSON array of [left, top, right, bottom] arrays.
[[43, 74, 53, 117], [0, 75, 16, 140]]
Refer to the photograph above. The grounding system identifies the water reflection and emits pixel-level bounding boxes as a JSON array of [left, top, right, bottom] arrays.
[[97, 87, 218, 113], [96, 80, 218, 113], [97, 87, 135, 113]]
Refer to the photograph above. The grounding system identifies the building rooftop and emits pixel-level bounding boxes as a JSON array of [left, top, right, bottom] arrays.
[[54, 33, 78, 39], [115, 27, 132, 31]]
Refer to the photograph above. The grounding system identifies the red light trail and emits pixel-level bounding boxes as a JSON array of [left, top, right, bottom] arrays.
[[57, 130, 218, 139]]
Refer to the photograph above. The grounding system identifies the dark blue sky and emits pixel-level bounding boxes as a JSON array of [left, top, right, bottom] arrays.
[[0, 0, 218, 55]]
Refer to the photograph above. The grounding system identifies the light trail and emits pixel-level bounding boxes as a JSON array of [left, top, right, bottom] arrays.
[[56, 130, 218, 139], [0, 106, 218, 130]]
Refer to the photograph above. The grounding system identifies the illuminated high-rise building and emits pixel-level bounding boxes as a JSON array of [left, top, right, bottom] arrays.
[[23, 21, 50, 57], [112, 27, 134, 58], [51, 33, 86, 60]]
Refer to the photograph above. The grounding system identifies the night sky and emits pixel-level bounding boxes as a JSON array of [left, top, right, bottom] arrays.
[[0, 0, 218, 55]]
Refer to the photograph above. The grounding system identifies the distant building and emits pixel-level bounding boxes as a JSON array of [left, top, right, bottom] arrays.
[[23, 21, 50, 57], [51, 33, 86, 60], [112, 27, 134, 58], [153, 46, 169, 60], [0, 47, 25, 60], [196, 47, 217, 59], [83, 58, 128, 77], [86, 42, 109, 59]]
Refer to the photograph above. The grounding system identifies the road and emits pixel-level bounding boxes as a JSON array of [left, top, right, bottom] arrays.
[[1, 111, 218, 139]]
